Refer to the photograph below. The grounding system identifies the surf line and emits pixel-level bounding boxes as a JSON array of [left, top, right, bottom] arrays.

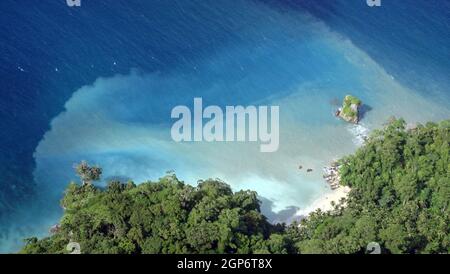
[[171, 98, 279, 153]]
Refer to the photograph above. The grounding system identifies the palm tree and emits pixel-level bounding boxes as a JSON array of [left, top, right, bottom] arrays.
[[74, 160, 102, 185]]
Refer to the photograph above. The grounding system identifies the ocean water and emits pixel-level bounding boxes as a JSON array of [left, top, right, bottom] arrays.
[[1, 0, 449, 252]]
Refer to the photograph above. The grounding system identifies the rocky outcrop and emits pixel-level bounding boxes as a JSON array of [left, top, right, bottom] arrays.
[[335, 95, 362, 124], [49, 224, 61, 234], [323, 161, 341, 190]]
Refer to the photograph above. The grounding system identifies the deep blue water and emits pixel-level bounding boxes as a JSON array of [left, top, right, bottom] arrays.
[[0, 0, 449, 252]]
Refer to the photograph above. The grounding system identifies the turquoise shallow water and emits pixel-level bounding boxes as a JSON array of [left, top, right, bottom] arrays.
[[1, 0, 449, 252]]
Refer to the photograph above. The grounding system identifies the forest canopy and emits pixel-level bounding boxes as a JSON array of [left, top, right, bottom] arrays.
[[21, 119, 449, 254]]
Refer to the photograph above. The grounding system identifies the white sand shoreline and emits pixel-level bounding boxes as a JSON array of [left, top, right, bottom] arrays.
[[296, 162, 351, 218], [295, 185, 351, 217]]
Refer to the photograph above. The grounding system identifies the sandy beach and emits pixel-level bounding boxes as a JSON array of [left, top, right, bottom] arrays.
[[295, 185, 351, 217]]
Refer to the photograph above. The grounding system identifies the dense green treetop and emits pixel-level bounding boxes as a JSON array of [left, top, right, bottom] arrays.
[[295, 119, 449, 253], [21, 176, 289, 254], [343, 95, 362, 106]]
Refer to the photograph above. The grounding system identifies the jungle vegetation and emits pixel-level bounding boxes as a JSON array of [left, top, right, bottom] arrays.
[[21, 119, 449, 254]]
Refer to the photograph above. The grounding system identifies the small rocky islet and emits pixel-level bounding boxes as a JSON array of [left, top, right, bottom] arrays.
[[335, 94, 362, 124]]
